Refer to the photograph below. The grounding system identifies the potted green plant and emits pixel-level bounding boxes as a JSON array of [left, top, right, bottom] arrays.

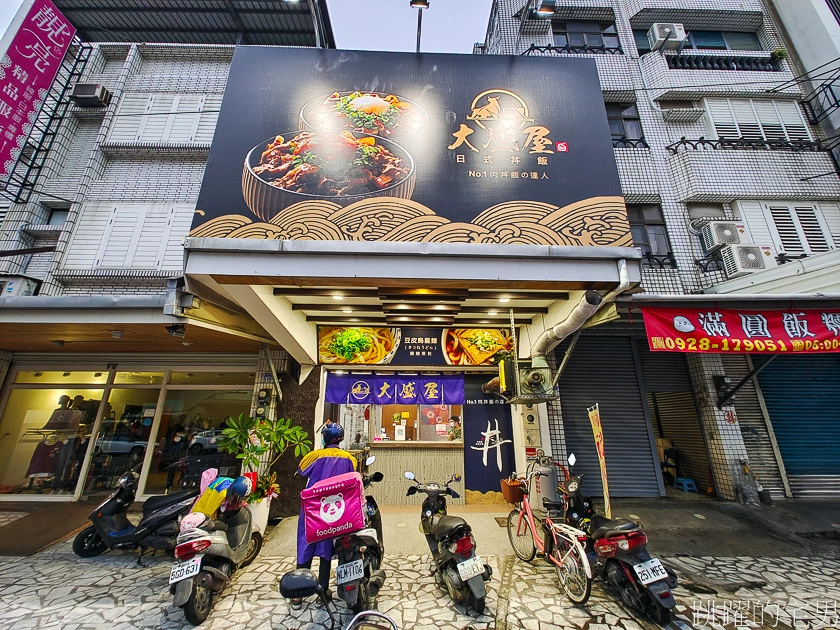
[[218, 413, 312, 533], [770, 48, 788, 64]]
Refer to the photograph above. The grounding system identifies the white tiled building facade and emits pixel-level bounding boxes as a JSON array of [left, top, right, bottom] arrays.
[[0, 0, 838, 502]]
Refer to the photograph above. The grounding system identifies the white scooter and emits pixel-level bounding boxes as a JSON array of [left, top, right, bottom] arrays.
[[169, 506, 262, 625]]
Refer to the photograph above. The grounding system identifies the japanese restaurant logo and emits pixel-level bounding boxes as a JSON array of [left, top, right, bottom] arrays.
[[350, 380, 371, 401]]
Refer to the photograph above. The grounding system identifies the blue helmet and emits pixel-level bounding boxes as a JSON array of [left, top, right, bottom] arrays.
[[228, 476, 252, 501], [322, 422, 344, 446]]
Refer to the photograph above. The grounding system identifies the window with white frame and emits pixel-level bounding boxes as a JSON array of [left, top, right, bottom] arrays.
[[761, 202, 835, 256], [704, 98, 811, 141], [107, 93, 222, 144]]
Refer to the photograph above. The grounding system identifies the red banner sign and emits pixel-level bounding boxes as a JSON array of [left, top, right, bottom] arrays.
[[641, 306, 840, 353], [0, 0, 75, 184]]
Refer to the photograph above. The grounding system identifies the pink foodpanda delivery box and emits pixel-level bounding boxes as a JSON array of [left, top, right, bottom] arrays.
[[301, 471, 365, 544]]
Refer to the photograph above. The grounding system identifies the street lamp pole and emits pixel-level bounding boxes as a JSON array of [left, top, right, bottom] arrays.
[[410, 0, 429, 54]]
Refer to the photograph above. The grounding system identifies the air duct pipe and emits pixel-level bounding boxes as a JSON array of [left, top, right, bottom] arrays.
[[529, 258, 629, 360]]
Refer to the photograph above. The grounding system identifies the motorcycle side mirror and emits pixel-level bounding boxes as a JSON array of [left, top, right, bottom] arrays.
[[366, 455, 376, 467], [279, 569, 322, 599], [370, 471, 384, 483], [568, 453, 576, 467], [450, 473, 462, 483], [404, 471, 415, 480]]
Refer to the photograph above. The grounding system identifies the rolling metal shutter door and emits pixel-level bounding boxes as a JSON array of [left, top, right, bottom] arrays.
[[756, 355, 840, 498], [638, 346, 712, 491], [720, 355, 786, 497], [557, 336, 661, 497]]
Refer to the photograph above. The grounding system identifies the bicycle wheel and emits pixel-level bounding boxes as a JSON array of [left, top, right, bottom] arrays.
[[552, 536, 591, 605], [507, 508, 536, 562]]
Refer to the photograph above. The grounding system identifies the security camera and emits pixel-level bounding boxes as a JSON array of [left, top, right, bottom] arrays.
[[166, 323, 186, 338]]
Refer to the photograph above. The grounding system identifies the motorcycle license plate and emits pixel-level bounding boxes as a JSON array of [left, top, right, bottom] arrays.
[[633, 558, 668, 585], [457, 555, 484, 581], [336, 559, 364, 585], [168, 556, 202, 585]]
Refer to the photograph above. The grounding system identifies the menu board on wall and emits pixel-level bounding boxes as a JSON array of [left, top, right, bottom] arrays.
[[316, 326, 514, 365], [192, 47, 630, 247]]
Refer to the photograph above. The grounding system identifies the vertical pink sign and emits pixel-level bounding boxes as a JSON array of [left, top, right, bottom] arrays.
[[0, 0, 76, 182]]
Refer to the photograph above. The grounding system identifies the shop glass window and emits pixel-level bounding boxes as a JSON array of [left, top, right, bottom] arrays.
[[0, 388, 103, 495], [606, 104, 645, 145], [685, 31, 761, 51], [114, 371, 165, 385], [552, 21, 620, 51], [83, 387, 161, 498], [15, 370, 109, 384], [338, 403, 464, 447], [143, 389, 251, 496], [627, 205, 674, 264], [169, 371, 255, 386]]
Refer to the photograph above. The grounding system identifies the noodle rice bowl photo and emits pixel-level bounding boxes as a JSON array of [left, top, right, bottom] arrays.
[[299, 91, 428, 138], [242, 130, 416, 222], [318, 327, 402, 365]]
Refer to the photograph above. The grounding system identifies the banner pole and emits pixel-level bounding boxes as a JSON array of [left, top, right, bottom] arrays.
[[587, 403, 611, 519]]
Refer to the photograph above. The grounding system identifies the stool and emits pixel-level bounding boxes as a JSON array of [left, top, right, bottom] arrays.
[[674, 477, 698, 492]]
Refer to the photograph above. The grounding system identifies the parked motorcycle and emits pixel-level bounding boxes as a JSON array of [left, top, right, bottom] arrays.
[[404, 471, 492, 614], [280, 568, 399, 630], [72, 469, 198, 562], [169, 505, 263, 624], [560, 454, 678, 625], [335, 457, 387, 613]]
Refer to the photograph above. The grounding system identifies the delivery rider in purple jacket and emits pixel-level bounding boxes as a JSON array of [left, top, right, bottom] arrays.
[[293, 421, 357, 606]]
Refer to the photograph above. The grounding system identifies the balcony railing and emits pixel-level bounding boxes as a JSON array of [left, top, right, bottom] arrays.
[[642, 252, 677, 269], [613, 138, 649, 148], [666, 54, 780, 72], [666, 137, 824, 154], [522, 43, 623, 56]]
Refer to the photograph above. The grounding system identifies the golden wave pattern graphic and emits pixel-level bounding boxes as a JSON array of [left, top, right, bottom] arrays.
[[189, 196, 632, 247]]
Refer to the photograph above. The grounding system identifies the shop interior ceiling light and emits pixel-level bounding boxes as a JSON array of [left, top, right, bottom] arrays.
[[332, 294, 344, 300]]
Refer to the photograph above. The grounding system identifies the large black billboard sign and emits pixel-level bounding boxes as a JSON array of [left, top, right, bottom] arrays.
[[192, 47, 630, 247]]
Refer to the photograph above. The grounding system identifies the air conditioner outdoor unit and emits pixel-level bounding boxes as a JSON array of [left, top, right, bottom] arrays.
[[701, 221, 749, 252], [0, 276, 39, 297], [648, 23, 687, 51], [718, 245, 777, 279], [69, 83, 112, 107]]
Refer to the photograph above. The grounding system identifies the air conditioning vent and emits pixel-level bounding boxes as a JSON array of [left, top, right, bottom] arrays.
[[718, 245, 777, 279], [701, 221, 748, 252], [70, 83, 112, 107], [0, 276, 39, 297], [648, 23, 687, 51]]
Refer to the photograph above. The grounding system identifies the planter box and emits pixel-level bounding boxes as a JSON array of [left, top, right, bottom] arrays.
[[247, 497, 271, 535]]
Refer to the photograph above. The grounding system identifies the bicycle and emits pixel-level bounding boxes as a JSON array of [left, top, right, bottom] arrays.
[[502, 463, 592, 604]]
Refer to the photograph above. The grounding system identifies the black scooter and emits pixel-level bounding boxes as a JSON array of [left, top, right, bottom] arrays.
[[560, 454, 678, 625], [73, 469, 198, 562], [335, 459, 387, 613], [404, 471, 491, 614]]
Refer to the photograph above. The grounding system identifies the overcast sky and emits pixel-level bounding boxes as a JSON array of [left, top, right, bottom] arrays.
[[0, 0, 493, 54]]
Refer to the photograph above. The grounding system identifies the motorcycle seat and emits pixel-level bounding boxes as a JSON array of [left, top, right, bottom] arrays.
[[542, 498, 564, 510], [432, 515, 469, 541], [589, 514, 641, 540], [143, 489, 199, 514]]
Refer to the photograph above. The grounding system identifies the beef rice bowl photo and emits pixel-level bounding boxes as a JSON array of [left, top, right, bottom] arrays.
[[299, 91, 428, 138], [242, 130, 416, 222]]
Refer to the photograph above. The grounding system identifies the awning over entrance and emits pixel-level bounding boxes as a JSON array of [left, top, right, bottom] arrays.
[[183, 238, 642, 369]]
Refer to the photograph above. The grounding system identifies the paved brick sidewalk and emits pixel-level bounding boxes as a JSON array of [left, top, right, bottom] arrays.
[[0, 537, 838, 629]]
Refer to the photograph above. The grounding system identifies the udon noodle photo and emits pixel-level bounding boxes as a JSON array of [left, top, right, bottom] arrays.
[[318, 327, 401, 364], [443, 329, 514, 366]]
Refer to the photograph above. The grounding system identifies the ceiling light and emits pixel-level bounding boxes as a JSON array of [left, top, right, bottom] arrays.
[[480, 320, 490, 324], [182, 341, 193, 346], [342, 307, 353, 313], [398, 304, 409, 309], [434, 305, 446, 310], [488, 310, 498, 315], [111, 330, 123, 339], [499, 297, 510, 303], [332, 294, 344, 301], [335, 370, 345, 375]]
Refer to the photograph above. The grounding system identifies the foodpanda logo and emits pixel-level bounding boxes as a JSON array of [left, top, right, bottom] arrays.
[[350, 381, 370, 400], [320, 493, 346, 524]]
